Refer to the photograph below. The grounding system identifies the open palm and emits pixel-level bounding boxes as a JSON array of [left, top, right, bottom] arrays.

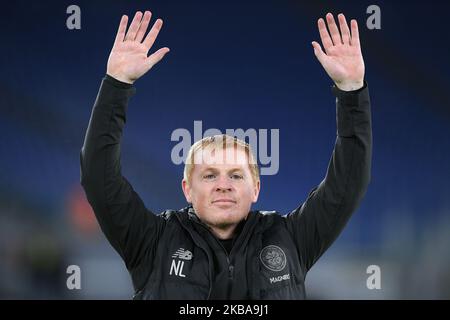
[[312, 13, 365, 91], [107, 11, 170, 84]]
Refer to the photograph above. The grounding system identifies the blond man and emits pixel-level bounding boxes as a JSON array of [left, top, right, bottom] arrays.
[[81, 10, 371, 299]]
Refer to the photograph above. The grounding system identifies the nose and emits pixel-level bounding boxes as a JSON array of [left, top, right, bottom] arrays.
[[215, 175, 233, 192]]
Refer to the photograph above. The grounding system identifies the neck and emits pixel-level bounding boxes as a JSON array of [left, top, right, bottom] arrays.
[[208, 224, 237, 240]]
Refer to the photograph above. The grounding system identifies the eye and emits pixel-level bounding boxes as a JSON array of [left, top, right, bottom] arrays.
[[231, 174, 243, 180], [203, 174, 216, 180]]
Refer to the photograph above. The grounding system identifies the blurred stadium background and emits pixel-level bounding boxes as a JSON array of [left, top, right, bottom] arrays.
[[1, 0, 449, 299]]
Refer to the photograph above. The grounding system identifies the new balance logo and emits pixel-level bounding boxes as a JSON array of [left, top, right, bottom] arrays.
[[172, 248, 193, 260], [169, 248, 193, 278]]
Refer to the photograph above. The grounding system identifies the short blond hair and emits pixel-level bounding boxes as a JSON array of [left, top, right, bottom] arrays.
[[184, 134, 260, 185]]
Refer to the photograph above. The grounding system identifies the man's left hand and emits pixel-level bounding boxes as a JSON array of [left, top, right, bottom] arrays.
[[312, 13, 365, 92]]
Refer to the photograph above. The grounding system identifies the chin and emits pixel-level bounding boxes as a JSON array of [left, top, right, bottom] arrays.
[[218, 210, 247, 222], [212, 216, 240, 229], [206, 211, 238, 226]]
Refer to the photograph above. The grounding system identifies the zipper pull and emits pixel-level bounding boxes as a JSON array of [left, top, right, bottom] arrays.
[[228, 265, 234, 279]]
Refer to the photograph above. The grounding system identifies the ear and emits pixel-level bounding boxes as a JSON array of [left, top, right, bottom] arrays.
[[182, 179, 192, 203], [252, 180, 260, 203]]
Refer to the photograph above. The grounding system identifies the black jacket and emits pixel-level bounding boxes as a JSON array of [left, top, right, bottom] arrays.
[[80, 75, 372, 299]]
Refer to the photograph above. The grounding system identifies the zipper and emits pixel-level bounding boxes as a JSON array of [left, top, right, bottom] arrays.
[[192, 219, 235, 298], [228, 264, 234, 279], [192, 219, 230, 257], [227, 264, 234, 297]]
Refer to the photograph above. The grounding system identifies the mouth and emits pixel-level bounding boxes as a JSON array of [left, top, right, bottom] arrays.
[[212, 199, 237, 204]]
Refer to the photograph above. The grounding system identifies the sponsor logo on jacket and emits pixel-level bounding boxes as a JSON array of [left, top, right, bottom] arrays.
[[170, 248, 193, 278], [260, 245, 291, 284], [260, 245, 286, 271]]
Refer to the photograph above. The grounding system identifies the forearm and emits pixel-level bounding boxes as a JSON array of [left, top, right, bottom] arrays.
[[331, 80, 372, 195], [315, 81, 372, 231], [287, 82, 372, 270], [80, 75, 135, 202]]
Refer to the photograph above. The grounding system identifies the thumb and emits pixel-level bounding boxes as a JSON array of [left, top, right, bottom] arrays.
[[146, 47, 170, 70], [311, 41, 327, 66]]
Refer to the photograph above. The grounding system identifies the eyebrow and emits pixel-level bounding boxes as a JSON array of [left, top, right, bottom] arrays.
[[200, 167, 245, 174]]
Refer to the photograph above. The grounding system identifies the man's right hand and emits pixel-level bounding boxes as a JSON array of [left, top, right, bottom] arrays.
[[107, 11, 170, 84]]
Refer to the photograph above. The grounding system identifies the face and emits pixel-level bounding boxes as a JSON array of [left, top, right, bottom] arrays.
[[182, 146, 260, 230]]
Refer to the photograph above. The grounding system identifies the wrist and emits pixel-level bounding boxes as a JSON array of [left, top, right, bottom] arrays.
[[106, 72, 134, 85], [335, 80, 364, 92]]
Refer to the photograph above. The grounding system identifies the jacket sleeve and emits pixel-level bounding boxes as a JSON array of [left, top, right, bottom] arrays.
[[285, 81, 372, 272], [80, 75, 164, 284]]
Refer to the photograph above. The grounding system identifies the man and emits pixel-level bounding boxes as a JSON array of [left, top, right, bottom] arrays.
[[80, 10, 372, 299]]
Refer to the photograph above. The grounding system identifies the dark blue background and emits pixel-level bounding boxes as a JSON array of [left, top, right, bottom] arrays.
[[1, 0, 449, 299]]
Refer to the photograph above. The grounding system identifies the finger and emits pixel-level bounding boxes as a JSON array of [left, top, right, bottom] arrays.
[[317, 18, 333, 54], [146, 47, 170, 68], [124, 11, 143, 41], [143, 19, 164, 50], [135, 11, 152, 43], [114, 15, 128, 46], [351, 19, 360, 47], [311, 41, 328, 66], [326, 13, 343, 45], [338, 13, 351, 45]]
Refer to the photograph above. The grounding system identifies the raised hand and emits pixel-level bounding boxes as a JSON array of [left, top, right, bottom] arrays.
[[107, 11, 170, 84], [312, 13, 365, 91]]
